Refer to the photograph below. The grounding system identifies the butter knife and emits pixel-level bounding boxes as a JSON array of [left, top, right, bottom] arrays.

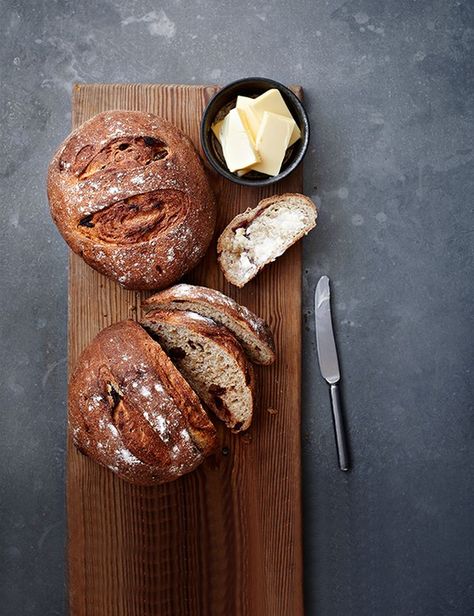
[[315, 276, 350, 471]]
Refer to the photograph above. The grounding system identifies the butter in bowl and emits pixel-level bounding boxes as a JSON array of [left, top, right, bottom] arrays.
[[201, 77, 309, 187]]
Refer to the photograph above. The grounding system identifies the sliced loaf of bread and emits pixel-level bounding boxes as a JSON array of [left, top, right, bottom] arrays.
[[68, 320, 217, 485], [141, 310, 255, 432], [217, 193, 317, 287], [142, 284, 275, 365]]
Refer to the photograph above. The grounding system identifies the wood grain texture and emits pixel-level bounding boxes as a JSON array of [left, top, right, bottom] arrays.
[[68, 83, 303, 616]]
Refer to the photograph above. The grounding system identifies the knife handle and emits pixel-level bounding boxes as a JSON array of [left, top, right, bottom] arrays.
[[329, 383, 350, 472]]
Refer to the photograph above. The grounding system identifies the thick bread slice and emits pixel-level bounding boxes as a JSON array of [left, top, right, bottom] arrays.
[[142, 284, 275, 365], [217, 193, 317, 287], [69, 320, 217, 485], [141, 310, 255, 432]]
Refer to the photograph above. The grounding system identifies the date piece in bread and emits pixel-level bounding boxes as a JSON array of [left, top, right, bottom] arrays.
[[143, 284, 275, 365], [69, 320, 217, 485], [141, 310, 255, 432], [217, 193, 317, 287], [48, 111, 216, 290]]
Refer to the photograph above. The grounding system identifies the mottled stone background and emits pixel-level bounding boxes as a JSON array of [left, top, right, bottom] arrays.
[[0, 1, 473, 614]]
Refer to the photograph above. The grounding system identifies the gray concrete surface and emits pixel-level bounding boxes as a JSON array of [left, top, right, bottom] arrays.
[[1, 1, 473, 614]]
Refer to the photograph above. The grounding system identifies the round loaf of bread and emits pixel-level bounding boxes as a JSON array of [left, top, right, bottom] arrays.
[[48, 111, 216, 290], [69, 320, 217, 485]]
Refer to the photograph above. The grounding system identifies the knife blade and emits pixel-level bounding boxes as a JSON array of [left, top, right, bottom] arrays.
[[315, 276, 350, 471]]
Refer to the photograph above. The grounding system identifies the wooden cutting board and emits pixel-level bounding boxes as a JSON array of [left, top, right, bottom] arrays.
[[68, 83, 303, 616]]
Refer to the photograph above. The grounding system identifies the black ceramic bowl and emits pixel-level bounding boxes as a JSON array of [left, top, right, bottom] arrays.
[[200, 77, 309, 187]]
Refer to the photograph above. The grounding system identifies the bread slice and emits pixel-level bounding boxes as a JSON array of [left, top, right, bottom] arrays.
[[141, 310, 255, 432], [217, 193, 317, 287], [142, 284, 275, 365]]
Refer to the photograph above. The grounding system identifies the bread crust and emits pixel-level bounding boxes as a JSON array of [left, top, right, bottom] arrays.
[[68, 320, 217, 485], [48, 111, 216, 290], [142, 284, 275, 365], [141, 310, 256, 432], [217, 193, 317, 287]]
